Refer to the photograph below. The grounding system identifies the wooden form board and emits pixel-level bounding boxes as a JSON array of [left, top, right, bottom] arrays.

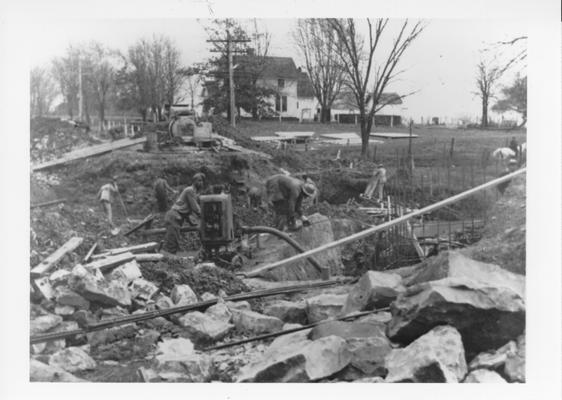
[[30, 237, 83, 277], [91, 242, 159, 260], [85, 252, 135, 272], [31, 137, 147, 172], [274, 131, 314, 139], [369, 132, 419, 139]]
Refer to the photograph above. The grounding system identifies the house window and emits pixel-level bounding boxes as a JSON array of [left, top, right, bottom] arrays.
[[278, 79, 285, 89], [275, 95, 288, 113]]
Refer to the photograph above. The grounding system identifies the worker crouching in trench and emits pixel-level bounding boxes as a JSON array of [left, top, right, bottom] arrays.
[[265, 174, 317, 231], [162, 173, 206, 254]]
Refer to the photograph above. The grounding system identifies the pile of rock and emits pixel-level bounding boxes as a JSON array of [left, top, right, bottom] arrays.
[[235, 251, 526, 383]]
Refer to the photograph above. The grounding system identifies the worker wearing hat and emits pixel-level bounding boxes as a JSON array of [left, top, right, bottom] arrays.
[[97, 175, 126, 235], [162, 172, 206, 254], [361, 163, 387, 202], [265, 174, 317, 231]]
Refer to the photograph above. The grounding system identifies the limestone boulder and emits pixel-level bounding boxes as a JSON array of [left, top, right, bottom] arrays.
[[129, 278, 159, 301], [55, 288, 90, 310], [310, 320, 390, 376], [385, 325, 467, 383], [48, 347, 97, 373], [342, 270, 405, 315], [263, 300, 308, 325], [30, 314, 63, 336], [463, 369, 507, 383], [504, 334, 525, 382], [469, 340, 517, 371], [305, 293, 347, 323], [30, 359, 86, 382], [205, 302, 233, 324], [153, 338, 212, 382], [70, 269, 131, 308], [403, 251, 525, 299], [231, 308, 283, 334], [225, 300, 251, 311], [255, 213, 343, 281], [239, 335, 351, 382], [155, 295, 174, 310], [171, 284, 198, 306], [109, 260, 142, 283], [388, 277, 525, 359], [177, 311, 234, 343]]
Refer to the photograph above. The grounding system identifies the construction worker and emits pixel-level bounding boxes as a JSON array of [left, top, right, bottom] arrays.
[[361, 163, 387, 202], [162, 173, 205, 254], [97, 176, 126, 234], [265, 174, 317, 231], [153, 176, 177, 213]]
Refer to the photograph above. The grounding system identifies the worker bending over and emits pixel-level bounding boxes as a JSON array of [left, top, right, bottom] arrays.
[[97, 176, 126, 235], [153, 176, 177, 213], [265, 174, 317, 231], [162, 173, 205, 254], [361, 163, 387, 202]]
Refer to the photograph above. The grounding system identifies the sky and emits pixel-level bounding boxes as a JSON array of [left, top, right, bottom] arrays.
[[27, 18, 526, 122]]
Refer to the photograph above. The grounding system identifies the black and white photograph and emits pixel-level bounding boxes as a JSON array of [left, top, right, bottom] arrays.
[[0, 0, 561, 398]]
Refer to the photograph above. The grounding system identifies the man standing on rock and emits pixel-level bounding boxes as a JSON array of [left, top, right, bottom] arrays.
[[153, 175, 177, 213], [97, 176, 126, 235], [265, 174, 317, 231], [162, 172, 205, 254]]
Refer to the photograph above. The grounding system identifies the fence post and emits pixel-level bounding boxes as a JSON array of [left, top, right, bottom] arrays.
[[449, 138, 455, 164]]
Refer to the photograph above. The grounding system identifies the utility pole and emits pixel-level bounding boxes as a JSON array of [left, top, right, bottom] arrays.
[[207, 31, 250, 127], [78, 55, 83, 121]]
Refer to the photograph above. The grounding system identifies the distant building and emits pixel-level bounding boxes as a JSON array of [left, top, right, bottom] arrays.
[[331, 91, 406, 127], [201, 55, 318, 121]]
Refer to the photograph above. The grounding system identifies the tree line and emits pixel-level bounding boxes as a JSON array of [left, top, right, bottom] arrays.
[[30, 19, 526, 153]]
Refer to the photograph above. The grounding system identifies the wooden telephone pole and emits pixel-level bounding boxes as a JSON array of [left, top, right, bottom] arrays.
[[207, 31, 250, 127]]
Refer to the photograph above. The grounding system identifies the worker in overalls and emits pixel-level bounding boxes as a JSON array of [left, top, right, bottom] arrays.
[[97, 176, 126, 235], [162, 173, 205, 254], [265, 174, 317, 231], [361, 163, 387, 202], [153, 175, 177, 213]]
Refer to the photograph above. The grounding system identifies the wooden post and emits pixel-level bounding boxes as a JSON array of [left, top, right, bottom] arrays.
[[373, 145, 377, 163], [408, 121, 414, 176], [429, 169, 434, 197], [449, 138, 455, 163]]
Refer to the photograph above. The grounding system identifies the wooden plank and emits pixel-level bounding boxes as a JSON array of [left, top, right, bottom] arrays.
[[31, 237, 83, 277], [135, 253, 164, 262], [33, 277, 56, 300], [31, 137, 147, 172], [85, 252, 135, 272], [222, 142, 272, 159], [91, 242, 159, 260], [370, 132, 419, 139], [30, 198, 66, 209]]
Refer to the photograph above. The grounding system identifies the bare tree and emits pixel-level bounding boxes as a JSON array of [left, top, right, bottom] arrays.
[[474, 60, 504, 128], [52, 46, 80, 118], [294, 19, 345, 123], [328, 18, 425, 155], [85, 42, 121, 130], [30, 67, 56, 117]]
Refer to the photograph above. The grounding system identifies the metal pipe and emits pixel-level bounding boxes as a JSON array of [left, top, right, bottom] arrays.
[[241, 226, 324, 276], [139, 225, 199, 236], [205, 307, 390, 352], [243, 168, 526, 278], [29, 278, 350, 344]]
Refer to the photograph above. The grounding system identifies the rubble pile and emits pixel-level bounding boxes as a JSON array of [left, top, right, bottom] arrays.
[[30, 117, 99, 163]]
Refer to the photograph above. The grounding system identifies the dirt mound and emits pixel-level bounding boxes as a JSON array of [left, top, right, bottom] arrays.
[[462, 173, 526, 274], [139, 259, 249, 296], [30, 117, 100, 163]]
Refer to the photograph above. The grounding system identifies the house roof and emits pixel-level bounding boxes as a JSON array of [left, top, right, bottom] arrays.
[[297, 71, 315, 98], [333, 90, 403, 110], [235, 55, 301, 80]]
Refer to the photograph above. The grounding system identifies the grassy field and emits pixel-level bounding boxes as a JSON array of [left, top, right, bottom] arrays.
[[236, 120, 526, 168]]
